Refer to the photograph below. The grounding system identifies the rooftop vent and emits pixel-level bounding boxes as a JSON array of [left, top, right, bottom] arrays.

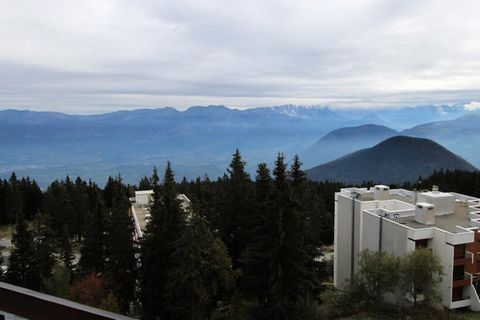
[[415, 202, 435, 225], [418, 191, 455, 216], [373, 185, 390, 201]]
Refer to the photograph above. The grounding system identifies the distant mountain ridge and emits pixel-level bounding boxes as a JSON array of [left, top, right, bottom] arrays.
[[305, 136, 477, 184], [301, 124, 398, 167], [0, 104, 478, 186], [0, 105, 350, 186]]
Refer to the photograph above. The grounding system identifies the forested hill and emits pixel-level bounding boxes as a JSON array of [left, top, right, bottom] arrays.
[[305, 136, 477, 184]]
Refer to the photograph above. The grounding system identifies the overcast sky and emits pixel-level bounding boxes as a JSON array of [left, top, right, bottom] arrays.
[[1, 0, 480, 113]]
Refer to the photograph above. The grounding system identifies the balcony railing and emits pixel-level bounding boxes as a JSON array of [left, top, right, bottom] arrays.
[[454, 252, 473, 265], [453, 274, 472, 288]]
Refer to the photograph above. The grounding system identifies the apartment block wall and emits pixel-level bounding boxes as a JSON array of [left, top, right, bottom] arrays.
[[430, 228, 454, 307], [334, 193, 354, 287]]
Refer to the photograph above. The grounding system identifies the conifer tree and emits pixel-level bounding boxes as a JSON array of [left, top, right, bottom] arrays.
[[264, 153, 316, 318], [20, 177, 42, 220], [240, 163, 274, 305], [166, 212, 238, 320], [140, 162, 186, 319], [71, 177, 89, 242], [6, 214, 41, 290], [103, 176, 117, 208], [79, 185, 107, 274], [43, 180, 74, 244], [5, 173, 23, 225], [289, 155, 324, 287], [138, 176, 152, 190], [0, 179, 6, 225], [104, 176, 137, 312], [223, 149, 254, 267], [31, 213, 55, 281]]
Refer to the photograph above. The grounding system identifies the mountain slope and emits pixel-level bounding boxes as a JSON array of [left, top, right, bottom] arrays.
[[301, 124, 398, 167], [402, 112, 480, 167], [305, 136, 477, 184]]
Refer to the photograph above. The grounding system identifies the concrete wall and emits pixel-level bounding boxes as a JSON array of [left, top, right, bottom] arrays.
[[430, 228, 454, 307], [135, 193, 151, 206], [334, 193, 354, 287]]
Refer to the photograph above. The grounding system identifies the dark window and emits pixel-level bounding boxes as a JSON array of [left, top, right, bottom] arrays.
[[454, 244, 466, 259], [453, 265, 465, 281], [415, 239, 428, 249]]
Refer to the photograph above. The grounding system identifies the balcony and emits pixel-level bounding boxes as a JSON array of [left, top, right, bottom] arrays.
[[455, 257, 471, 266], [454, 252, 473, 266], [453, 274, 472, 288]]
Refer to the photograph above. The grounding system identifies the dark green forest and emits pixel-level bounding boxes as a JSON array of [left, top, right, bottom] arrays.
[[0, 151, 479, 319]]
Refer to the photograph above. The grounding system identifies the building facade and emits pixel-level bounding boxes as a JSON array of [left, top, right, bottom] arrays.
[[334, 185, 480, 310]]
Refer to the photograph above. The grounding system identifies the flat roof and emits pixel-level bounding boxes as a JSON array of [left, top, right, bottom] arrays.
[[344, 186, 480, 234], [420, 191, 455, 198], [135, 190, 153, 195], [391, 200, 471, 233]]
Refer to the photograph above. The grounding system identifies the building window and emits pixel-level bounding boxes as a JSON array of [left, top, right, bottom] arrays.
[[454, 244, 466, 260], [415, 239, 428, 249], [453, 265, 465, 281]]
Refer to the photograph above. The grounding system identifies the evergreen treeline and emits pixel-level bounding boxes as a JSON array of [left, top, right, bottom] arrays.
[[1, 152, 477, 318], [0, 174, 136, 313], [411, 169, 480, 197], [139, 154, 334, 319]]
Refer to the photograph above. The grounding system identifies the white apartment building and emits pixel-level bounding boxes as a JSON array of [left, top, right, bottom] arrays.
[[130, 192, 192, 240], [134, 190, 154, 206], [334, 185, 480, 310]]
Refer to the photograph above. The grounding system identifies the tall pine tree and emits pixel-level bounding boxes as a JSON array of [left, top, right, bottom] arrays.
[[166, 212, 238, 320], [104, 176, 137, 313], [5, 214, 41, 290], [263, 153, 316, 318], [79, 183, 107, 275], [223, 149, 254, 267], [240, 163, 274, 306], [140, 162, 186, 319]]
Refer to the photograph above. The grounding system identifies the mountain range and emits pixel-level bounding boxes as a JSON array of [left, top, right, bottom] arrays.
[[302, 111, 480, 168], [0, 104, 478, 186], [305, 136, 477, 184]]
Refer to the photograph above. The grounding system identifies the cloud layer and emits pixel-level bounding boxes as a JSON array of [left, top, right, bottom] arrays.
[[1, 0, 480, 113]]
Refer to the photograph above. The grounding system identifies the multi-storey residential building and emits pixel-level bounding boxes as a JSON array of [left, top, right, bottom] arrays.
[[334, 185, 480, 311]]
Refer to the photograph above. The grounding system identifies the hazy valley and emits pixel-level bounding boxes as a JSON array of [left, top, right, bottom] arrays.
[[0, 104, 478, 186]]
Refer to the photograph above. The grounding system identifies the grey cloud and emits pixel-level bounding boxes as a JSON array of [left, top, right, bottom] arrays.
[[0, 0, 479, 113]]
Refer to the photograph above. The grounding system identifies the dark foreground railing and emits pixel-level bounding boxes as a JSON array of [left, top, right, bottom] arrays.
[[0, 282, 136, 320]]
